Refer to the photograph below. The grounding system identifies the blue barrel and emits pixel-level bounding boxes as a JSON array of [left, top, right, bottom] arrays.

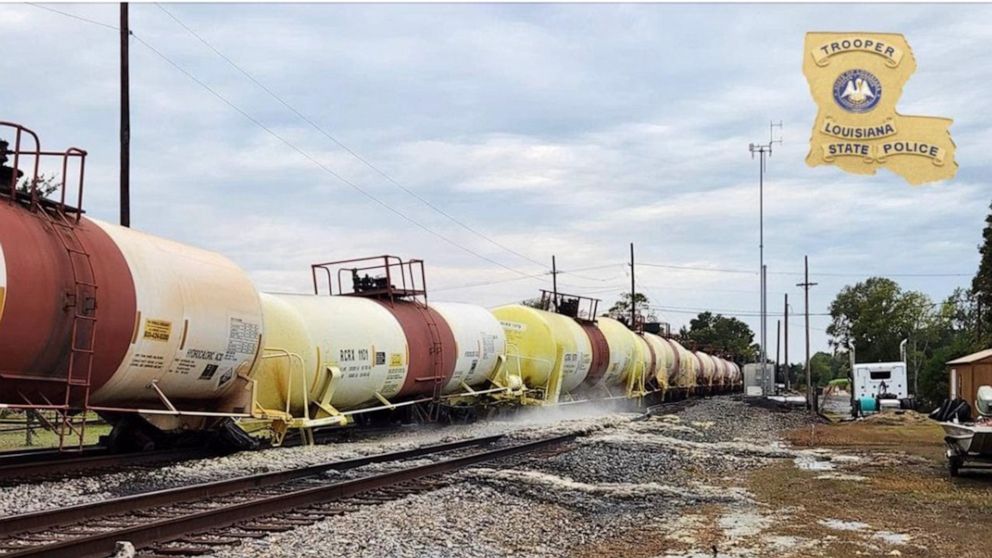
[[858, 397, 878, 415]]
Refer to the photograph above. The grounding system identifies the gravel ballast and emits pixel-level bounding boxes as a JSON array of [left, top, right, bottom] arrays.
[[207, 397, 817, 558], [4, 396, 824, 556]]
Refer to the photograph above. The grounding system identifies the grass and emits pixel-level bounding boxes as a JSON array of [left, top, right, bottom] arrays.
[[0, 413, 111, 450]]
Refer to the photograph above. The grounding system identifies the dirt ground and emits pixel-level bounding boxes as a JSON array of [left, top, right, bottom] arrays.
[[756, 414, 992, 558], [573, 408, 992, 558]]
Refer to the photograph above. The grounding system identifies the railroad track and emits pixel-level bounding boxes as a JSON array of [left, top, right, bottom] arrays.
[[0, 423, 415, 483], [0, 445, 107, 466], [0, 446, 221, 484], [0, 432, 578, 558]]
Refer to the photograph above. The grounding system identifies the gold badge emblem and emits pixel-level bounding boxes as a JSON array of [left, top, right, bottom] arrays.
[[804, 32, 957, 185]]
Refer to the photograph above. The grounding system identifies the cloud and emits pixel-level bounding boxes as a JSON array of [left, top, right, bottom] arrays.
[[2, 3, 989, 359]]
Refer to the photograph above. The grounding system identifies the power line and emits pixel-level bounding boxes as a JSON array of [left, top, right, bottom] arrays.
[[636, 261, 972, 278], [152, 3, 605, 280], [637, 262, 757, 275], [26, 3, 118, 31], [431, 263, 626, 293], [133, 30, 558, 279], [649, 304, 831, 317], [433, 273, 549, 293], [29, 2, 553, 282]]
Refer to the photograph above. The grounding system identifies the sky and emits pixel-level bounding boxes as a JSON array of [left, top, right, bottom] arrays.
[[1, 3, 988, 363]]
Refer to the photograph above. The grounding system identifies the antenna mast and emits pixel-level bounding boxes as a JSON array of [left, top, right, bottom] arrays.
[[749, 120, 782, 395]]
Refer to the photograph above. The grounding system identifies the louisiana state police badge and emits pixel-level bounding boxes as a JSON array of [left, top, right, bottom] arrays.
[[803, 32, 957, 185]]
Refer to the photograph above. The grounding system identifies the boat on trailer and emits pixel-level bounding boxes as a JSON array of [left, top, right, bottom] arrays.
[[940, 386, 992, 476]]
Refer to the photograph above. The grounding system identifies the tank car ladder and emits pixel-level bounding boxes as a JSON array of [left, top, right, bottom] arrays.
[[38, 205, 98, 451], [423, 311, 446, 421]]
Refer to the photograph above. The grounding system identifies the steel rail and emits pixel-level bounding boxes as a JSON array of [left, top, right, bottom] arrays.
[[0, 422, 407, 478], [3, 433, 573, 558], [0, 446, 216, 479], [0, 434, 504, 536], [0, 445, 105, 464]]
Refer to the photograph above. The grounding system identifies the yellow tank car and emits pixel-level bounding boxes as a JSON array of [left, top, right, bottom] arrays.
[[491, 304, 593, 404]]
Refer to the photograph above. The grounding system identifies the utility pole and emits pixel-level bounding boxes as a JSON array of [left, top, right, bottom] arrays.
[[775, 319, 781, 389], [120, 2, 131, 228], [764, 265, 770, 393], [749, 121, 782, 396], [784, 293, 790, 391], [630, 243, 636, 329], [551, 255, 558, 312], [797, 255, 818, 412], [978, 293, 984, 343]]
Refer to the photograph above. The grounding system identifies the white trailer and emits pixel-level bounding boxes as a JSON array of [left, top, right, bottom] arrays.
[[850, 340, 913, 416]]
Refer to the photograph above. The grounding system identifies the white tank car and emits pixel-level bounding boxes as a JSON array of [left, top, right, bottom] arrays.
[[431, 302, 506, 394], [643, 333, 672, 389], [596, 317, 637, 388], [91, 221, 263, 408]]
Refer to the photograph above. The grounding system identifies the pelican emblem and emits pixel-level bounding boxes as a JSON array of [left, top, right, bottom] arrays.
[[842, 78, 874, 103], [832, 69, 882, 113]]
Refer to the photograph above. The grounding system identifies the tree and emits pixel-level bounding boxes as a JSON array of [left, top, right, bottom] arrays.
[[808, 351, 850, 387], [520, 297, 545, 310], [826, 278, 981, 407], [826, 277, 934, 362], [15, 173, 59, 198], [808, 352, 833, 386], [913, 289, 982, 407], [678, 311, 757, 363], [607, 292, 655, 324], [973, 201, 992, 346]]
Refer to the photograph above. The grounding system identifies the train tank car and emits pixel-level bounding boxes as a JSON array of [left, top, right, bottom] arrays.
[[491, 300, 593, 404], [665, 338, 697, 395], [642, 333, 672, 393], [694, 351, 717, 391], [251, 257, 511, 438], [588, 316, 638, 396], [0, 123, 263, 446]]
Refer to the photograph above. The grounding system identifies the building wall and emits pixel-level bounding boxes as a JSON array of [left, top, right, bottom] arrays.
[[951, 360, 992, 417]]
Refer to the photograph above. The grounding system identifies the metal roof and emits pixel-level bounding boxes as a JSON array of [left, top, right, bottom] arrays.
[[947, 349, 992, 365]]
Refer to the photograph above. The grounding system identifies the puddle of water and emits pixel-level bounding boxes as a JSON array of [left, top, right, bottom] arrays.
[[872, 531, 911, 545], [718, 510, 771, 538], [819, 518, 871, 531], [794, 455, 836, 471], [815, 473, 867, 481], [765, 535, 805, 550]]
